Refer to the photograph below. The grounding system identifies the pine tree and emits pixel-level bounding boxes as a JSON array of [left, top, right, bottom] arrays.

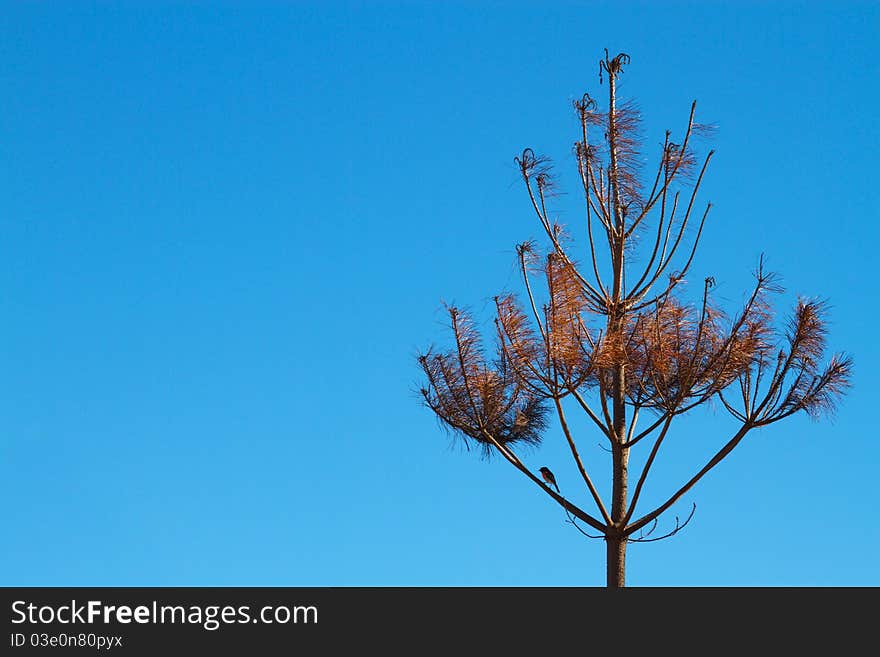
[[418, 51, 851, 587]]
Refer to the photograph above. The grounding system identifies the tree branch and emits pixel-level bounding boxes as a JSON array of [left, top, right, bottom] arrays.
[[569, 387, 614, 442], [623, 414, 675, 525], [625, 423, 752, 535], [554, 395, 612, 524], [479, 429, 608, 533]]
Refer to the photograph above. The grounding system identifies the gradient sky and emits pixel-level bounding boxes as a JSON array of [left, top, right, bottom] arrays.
[[2, 2, 877, 586]]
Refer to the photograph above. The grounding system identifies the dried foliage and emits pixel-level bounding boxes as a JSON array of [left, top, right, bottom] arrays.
[[719, 298, 854, 425], [419, 306, 549, 457]]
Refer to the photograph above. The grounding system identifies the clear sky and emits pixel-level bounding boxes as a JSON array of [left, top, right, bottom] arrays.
[[1, 2, 877, 586]]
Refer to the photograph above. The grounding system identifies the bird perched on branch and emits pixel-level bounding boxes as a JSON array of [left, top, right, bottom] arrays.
[[539, 467, 558, 492]]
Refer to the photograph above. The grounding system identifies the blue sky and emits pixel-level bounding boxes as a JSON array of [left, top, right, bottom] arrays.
[[1, 2, 877, 586]]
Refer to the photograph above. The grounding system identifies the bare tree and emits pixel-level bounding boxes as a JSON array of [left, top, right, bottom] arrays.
[[417, 51, 852, 587]]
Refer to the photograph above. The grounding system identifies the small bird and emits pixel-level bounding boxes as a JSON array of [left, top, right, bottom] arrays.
[[539, 467, 559, 492]]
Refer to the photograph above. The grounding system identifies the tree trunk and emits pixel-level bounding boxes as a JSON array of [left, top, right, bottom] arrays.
[[607, 56, 629, 588], [605, 534, 627, 588], [608, 331, 629, 586], [608, 411, 629, 587]]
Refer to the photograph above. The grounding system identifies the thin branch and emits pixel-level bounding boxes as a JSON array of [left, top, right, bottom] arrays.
[[568, 387, 614, 441], [624, 411, 672, 448], [587, 160, 614, 231], [449, 310, 483, 425], [718, 390, 748, 423], [493, 313, 554, 397], [623, 414, 675, 525], [522, 177, 607, 309], [554, 395, 612, 524], [627, 503, 696, 543], [632, 101, 698, 225], [629, 201, 712, 312], [518, 247, 549, 344], [627, 191, 680, 307], [625, 131, 670, 239], [564, 512, 606, 539], [584, 193, 611, 303], [627, 150, 714, 307], [626, 424, 752, 535], [625, 404, 641, 444], [478, 428, 607, 533]]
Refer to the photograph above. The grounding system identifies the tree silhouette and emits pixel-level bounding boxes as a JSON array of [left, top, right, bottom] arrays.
[[418, 50, 852, 587]]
